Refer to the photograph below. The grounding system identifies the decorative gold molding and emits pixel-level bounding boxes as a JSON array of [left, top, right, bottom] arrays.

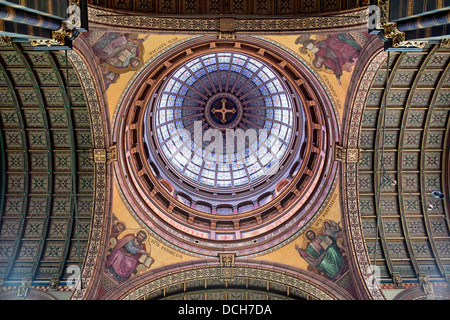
[[120, 264, 344, 300], [392, 272, 403, 289], [90, 146, 117, 164], [91, 149, 107, 163], [218, 31, 235, 40], [347, 149, 360, 163], [88, 6, 367, 32], [375, 0, 427, 49], [219, 253, 236, 279], [395, 40, 427, 48], [30, 22, 73, 47], [374, 0, 390, 30], [17, 280, 32, 300], [67, 48, 109, 300], [335, 146, 360, 163], [440, 38, 450, 48], [343, 49, 388, 301], [335, 146, 346, 162], [219, 253, 235, 268], [49, 275, 60, 290], [383, 22, 426, 48], [383, 22, 404, 43], [108, 145, 117, 163], [0, 36, 12, 46]]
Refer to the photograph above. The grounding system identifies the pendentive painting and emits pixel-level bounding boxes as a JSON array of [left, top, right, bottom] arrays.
[[104, 217, 154, 285], [295, 219, 348, 281]]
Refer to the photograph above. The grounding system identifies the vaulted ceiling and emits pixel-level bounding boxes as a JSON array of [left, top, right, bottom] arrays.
[[0, 43, 94, 284], [358, 44, 450, 284], [0, 1, 449, 301]]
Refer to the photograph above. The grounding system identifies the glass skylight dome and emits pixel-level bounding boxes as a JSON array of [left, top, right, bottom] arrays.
[[150, 52, 295, 190]]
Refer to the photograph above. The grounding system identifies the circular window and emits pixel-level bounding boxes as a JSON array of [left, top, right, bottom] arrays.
[[149, 52, 295, 192]]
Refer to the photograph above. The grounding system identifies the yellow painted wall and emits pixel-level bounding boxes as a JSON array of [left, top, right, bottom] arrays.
[[108, 34, 197, 126]]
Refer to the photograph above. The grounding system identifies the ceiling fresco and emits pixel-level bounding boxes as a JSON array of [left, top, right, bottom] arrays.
[[0, 1, 449, 302], [82, 28, 365, 300]]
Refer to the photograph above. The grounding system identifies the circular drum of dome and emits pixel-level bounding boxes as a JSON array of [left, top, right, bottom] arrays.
[[113, 36, 339, 257]]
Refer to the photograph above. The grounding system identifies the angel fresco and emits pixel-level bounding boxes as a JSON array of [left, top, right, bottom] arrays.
[[86, 32, 149, 89], [105, 228, 154, 283], [296, 33, 364, 85], [295, 220, 347, 281]]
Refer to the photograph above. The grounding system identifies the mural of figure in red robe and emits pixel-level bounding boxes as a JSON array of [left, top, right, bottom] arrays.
[[105, 229, 150, 282], [296, 32, 370, 85]]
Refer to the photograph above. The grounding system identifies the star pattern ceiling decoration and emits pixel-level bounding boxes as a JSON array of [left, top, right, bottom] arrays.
[[358, 45, 450, 284], [0, 43, 94, 284]]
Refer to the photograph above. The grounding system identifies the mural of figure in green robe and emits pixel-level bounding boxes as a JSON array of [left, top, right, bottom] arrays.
[[295, 221, 346, 280]]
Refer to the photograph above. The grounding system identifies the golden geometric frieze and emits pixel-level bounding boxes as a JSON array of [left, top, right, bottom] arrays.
[[220, 18, 235, 32], [219, 253, 236, 279], [335, 146, 360, 163], [90, 146, 117, 164]]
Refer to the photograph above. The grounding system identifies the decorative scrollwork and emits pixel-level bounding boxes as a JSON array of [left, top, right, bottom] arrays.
[[375, 0, 427, 49]]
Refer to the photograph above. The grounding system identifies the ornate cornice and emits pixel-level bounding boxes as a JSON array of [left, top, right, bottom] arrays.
[[87, 6, 368, 33], [30, 21, 74, 47]]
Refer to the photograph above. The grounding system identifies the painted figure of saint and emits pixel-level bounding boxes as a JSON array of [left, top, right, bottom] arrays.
[[296, 33, 365, 85], [105, 230, 149, 282], [311, 34, 361, 85], [87, 32, 149, 89], [295, 226, 345, 280], [322, 220, 342, 239]]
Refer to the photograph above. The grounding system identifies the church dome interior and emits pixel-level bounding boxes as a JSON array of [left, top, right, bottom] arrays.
[[113, 37, 338, 257], [0, 0, 449, 306]]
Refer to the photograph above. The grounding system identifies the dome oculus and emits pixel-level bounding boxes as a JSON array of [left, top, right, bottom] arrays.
[[151, 52, 294, 190]]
